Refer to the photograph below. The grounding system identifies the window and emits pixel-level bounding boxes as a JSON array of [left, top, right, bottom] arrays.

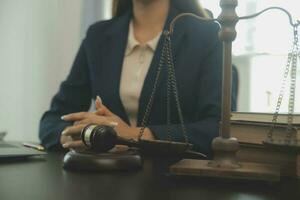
[[200, 0, 300, 113]]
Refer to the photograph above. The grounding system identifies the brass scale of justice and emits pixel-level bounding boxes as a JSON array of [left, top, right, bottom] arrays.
[[65, 0, 300, 182]]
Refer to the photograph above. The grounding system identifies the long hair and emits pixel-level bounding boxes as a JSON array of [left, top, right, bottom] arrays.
[[112, 0, 209, 18]]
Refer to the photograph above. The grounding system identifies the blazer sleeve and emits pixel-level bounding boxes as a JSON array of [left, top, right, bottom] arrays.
[[39, 39, 92, 150], [148, 36, 224, 158]]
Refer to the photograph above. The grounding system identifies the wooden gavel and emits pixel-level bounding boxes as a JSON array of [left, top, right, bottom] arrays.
[[81, 124, 139, 152], [81, 124, 207, 158]]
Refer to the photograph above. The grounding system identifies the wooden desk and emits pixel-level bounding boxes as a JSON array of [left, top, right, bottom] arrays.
[[0, 152, 299, 200]]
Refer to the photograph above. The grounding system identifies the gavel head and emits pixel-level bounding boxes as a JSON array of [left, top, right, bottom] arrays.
[[81, 124, 118, 152]]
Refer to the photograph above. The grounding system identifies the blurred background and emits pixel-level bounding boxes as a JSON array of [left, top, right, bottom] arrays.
[[0, 0, 299, 142]]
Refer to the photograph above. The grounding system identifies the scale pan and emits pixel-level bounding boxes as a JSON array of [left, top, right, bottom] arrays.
[[263, 139, 300, 153], [138, 139, 206, 158]]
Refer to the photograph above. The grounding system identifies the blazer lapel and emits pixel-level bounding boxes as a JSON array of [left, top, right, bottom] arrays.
[[98, 13, 132, 124], [137, 7, 187, 126]]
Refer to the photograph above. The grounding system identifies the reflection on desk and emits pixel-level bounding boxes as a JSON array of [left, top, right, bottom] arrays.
[[0, 152, 299, 200]]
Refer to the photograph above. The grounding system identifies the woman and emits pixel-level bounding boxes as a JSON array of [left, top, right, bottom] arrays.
[[39, 0, 234, 157]]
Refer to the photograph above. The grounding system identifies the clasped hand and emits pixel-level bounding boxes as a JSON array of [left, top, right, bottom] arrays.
[[60, 96, 154, 151]]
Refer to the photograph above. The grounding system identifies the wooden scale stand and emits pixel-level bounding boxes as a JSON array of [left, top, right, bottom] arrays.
[[169, 0, 300, 182]]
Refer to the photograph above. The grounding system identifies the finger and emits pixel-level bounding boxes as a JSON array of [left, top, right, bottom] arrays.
[[74, 117, 118, 128], [71, 134, 81, 141], [73, 118, 92, 126], [108, 121, 118, 128], [95, 96, 102, 110], [61, 124, 86, 136], [94, 108, 106, 116], [60, 135, 73, 145], [62, 140, 85, 149], [73, 118, 91, 126], [95, 104, 114, 116], [73, 120, 81, 126], [61, 112, 89, 121]]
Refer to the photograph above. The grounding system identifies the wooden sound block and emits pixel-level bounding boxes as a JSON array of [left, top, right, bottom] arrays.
[[63, 147, 142, 171], [169, 159, 281, 182]]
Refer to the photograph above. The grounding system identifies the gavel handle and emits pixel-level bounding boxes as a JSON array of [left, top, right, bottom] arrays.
[[116, 136, 140, 148]]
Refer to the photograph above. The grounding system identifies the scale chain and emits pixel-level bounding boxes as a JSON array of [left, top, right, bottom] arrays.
[[139, 31, 189, 144], [138, 37, 169, 140], [268, 51, 293, 140], [166, 34, 188, 143], [166, 38, 172, 141], [268, 25, 299, 143], [286, 26, 299, 142]]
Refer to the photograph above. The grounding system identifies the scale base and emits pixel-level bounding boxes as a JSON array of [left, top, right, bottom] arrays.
[[63, 147, 142, 171], [170, 159, 280, 182], [169, 137, 280, 182]]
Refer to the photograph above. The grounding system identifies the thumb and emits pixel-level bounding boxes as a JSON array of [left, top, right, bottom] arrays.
[[95, 96, 102, 110], [94, 96, 106, 115], [95, 104, 114, 116], [94, 97, 114, 116]]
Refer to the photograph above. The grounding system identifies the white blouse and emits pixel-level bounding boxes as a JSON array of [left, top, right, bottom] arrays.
[[120, 21, 161, 126]]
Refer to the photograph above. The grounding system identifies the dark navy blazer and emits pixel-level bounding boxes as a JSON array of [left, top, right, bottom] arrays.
[[39, 8, 237, 157]]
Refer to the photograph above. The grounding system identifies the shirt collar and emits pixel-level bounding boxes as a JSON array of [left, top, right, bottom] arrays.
[[125, 21, 161, 56]]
